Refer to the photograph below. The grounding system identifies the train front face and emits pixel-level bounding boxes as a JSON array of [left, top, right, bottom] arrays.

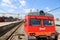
[[24, 15, 56, 39]]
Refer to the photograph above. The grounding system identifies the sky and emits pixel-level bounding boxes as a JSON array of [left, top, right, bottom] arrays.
[[0, 0, 60, 18]]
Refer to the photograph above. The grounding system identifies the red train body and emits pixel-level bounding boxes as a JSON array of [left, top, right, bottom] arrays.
[[24, 11, 58, 40]]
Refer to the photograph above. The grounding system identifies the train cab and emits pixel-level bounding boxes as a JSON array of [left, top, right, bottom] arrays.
[[24, 10, 58, 40]]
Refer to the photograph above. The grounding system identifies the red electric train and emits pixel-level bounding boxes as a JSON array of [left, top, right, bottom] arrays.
[[24, 10, 58, 40]]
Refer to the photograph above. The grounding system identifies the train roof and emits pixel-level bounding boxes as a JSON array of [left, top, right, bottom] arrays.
[[27, 11, 54, 17]]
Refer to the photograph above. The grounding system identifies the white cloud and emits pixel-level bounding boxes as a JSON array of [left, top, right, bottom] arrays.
[[1, 0, 17, 9], [24, 9, 31, 13], [10, 5, 17, 9], [7, 9, 15, 13], [0, 10, 5, 13], [1, 3, 9, 7], [45, 7, 50, 12], [24, 8, 35, 13], [0, 2, 17, 13], [22, 8, 36, 18], [1, 3, 17, 9], [2, 0, 11, 4], [20, 0, 26, 7], [21, 8, 35, 19], [10, 5, 15, 8]]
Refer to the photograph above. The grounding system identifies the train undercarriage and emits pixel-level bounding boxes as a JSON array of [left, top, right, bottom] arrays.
[[28, 35, 58, 40], [19, 32, 58, 40], [28, 36, 58, 40]]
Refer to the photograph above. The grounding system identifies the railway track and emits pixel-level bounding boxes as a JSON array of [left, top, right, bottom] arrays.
[[0, 20, 23, 40], [0, 22, 21, 37], [6, 22, 23, 40]]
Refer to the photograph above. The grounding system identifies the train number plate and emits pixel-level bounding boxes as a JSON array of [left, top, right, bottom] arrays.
[[40, 27, 46, 30]]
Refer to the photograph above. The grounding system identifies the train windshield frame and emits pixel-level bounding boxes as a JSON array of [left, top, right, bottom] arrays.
[[30, 19, 41, 26], [43, 20, 54, 26]]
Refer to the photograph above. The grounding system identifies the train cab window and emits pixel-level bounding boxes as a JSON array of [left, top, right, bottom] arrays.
[[30, 19, 41, 26], [44, 20, 54, 26]]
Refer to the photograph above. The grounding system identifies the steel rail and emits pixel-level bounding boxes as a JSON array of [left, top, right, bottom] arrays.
[[6, 22, 23, 40]]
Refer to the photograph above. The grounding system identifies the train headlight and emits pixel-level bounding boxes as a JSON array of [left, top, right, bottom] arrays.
[[50, 33, 55, 38], [51, 33, 55, 36], [30, 33, 35, 36]]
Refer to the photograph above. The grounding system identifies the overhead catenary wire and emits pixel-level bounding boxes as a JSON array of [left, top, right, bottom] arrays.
[[48, 6, 60, 12]]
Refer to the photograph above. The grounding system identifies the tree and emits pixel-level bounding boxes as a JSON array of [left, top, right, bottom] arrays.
[[9, 16, 13, 19]]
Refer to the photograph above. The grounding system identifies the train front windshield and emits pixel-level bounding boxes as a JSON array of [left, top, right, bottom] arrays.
[[30, 19, 54, 26], [30, 19, 41, 26], [44, 20, 54, 26]]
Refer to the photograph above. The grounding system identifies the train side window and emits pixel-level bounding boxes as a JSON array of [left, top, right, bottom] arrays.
[[30, 19, 41, 26], [43, 20, 54, 26]]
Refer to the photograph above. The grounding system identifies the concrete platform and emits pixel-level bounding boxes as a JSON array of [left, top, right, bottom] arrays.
[[0, 21, 20, 27], [55, 21, 60, 25]]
